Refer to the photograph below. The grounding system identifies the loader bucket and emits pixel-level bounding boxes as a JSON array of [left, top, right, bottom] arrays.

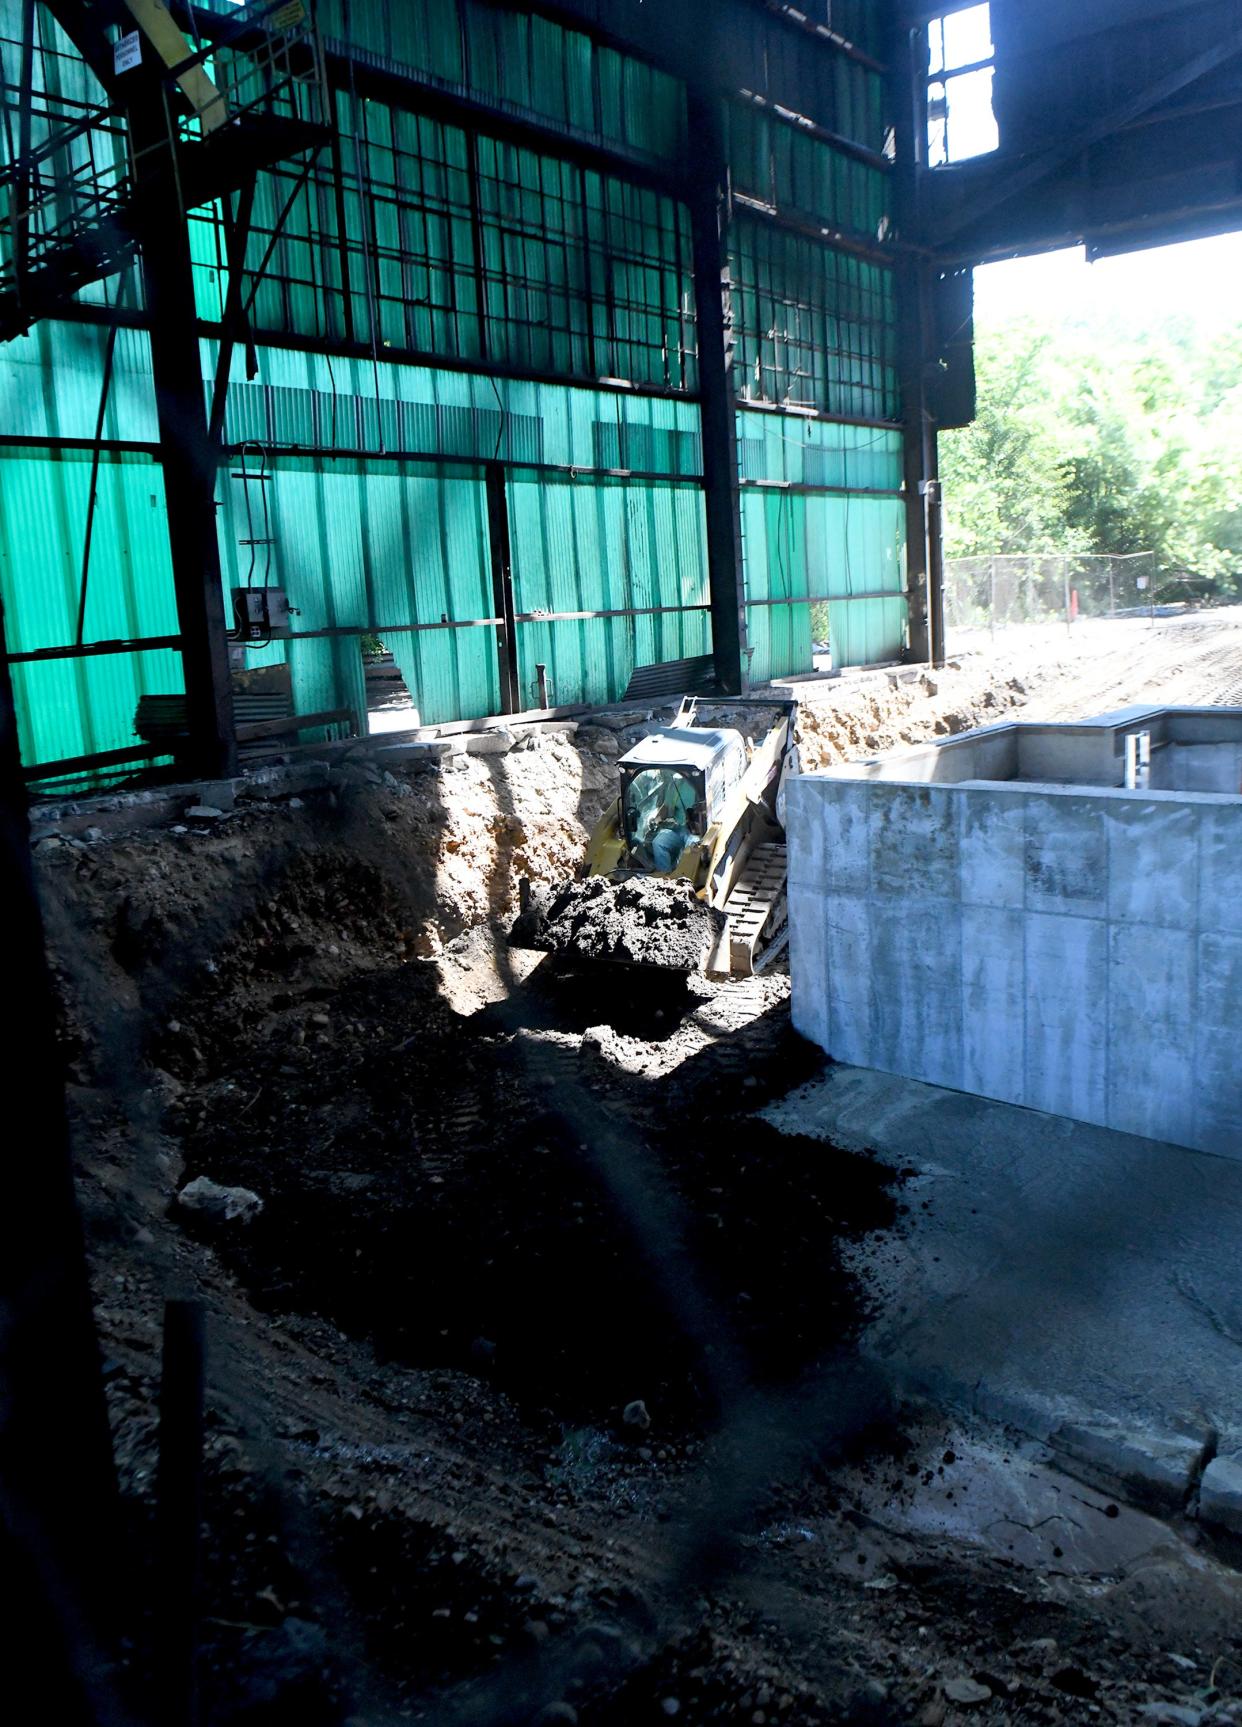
[[509, 874, 724, 972]]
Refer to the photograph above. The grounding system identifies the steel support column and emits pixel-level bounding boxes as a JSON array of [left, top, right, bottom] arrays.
[[892, 20, 944, 667], [485, 462, 521, 714], [686, 86, 748, 697], [898, 255, 944, 666], [0, 593, 120, 1720], [130, 105, 237, 777]]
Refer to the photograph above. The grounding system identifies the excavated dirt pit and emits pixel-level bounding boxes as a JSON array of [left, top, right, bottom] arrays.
[[35, 667, 1242, 1726], [169, 948, 891, 1424]]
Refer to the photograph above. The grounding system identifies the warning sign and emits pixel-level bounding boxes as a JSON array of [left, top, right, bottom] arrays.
[[114, 30, 142, 75]]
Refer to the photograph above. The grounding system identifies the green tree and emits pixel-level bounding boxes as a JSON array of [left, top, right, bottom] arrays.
[[940, 321, 1088, 558], [940, 303, 1242, 595]]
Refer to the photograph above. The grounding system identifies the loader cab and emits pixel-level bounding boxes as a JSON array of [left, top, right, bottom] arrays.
[[619, 727, 747, 873]]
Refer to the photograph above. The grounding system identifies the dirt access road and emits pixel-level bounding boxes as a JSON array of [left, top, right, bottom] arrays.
[[32, 606, 1242, 1727], [962, 609, 1242, 717], [780, 607, 1242, 773]]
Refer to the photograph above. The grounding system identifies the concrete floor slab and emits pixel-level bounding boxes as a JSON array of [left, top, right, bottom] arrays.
[[763, 1063, 1242, 1515]]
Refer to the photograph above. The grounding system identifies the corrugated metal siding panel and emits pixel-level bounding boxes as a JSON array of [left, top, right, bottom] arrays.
[[306, 0, 686, 164], [736, 409, 902, 489], [731, 219, 899, 422], [216, 453, 497, 726], [390, 466, 498, 723], [189, 75, 694, 383], [508, 474, 709, 708], [209, 351, 710, 727], [742, 487, 906, 681], [740, 487, 812, 687], [0, 318, 158, 442], [204, 343, 704, 474], [11, 648, 184, 772], [0, 449, 181, 766], [828, 595, 908, 667], [726, 106, 888, 243]]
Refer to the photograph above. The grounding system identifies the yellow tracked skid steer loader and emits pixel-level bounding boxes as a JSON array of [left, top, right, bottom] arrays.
[[512, 697, 798, 977]]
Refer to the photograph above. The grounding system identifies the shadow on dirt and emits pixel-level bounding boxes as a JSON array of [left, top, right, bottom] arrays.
[[174, 944, 898, 1433], [476, 958, 698, 1042]]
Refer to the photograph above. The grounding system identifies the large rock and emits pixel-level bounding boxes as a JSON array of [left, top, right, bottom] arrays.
[[589, 708, 652, 732], [464, 729, 515, 756], [191, 778, 238, 812], [177, 1176, 263, 1223], [373, 740, 455, 764]]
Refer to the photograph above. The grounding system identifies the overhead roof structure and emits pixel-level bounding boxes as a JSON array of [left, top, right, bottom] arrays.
[[925, 0, 1242, 263]]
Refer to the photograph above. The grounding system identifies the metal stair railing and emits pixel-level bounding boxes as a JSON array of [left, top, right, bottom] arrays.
[[0, 0, 328, 334]]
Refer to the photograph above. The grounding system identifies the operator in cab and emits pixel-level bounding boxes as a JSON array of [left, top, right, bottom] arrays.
[[627, 765, 699, 872]]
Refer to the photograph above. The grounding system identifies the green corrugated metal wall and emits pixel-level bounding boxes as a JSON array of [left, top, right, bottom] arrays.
[[508, 474, 710, 708], [741, 490, 906, 681], [302, 0, 688, 163], [0, 446, 183, 765], [0, 310, 186, 771], [216, 454, 499, 726], [1, 0, 910, 779], [208, 345, 711, 724], [737, 410, 906, 674], [189, 93, 697, 392]]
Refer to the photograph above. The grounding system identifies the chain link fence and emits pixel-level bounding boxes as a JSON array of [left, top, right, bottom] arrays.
[[944, 552, 1162, 639]]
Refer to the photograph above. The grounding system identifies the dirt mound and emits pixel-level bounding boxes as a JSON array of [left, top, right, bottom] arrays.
[[512, 875, 724, 970]]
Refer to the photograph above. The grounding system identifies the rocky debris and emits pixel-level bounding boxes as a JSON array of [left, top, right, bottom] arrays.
[[511, 876, 723, 970], [185, 804, 226, 820], [176, 1175, 264, 1222], [192, 779, 239, 812], [574, 725, 621, 757]]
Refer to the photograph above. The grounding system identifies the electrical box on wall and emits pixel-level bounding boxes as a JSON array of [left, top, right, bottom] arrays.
[[232, 587, 292, 642]]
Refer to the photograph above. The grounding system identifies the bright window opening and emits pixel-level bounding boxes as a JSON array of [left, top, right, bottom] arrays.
[[928, 3, 999, 166]]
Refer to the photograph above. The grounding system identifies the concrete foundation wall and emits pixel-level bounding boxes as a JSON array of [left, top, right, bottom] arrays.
[[1155, 742, 1242, 795], [787, 772, 1242, 1156]]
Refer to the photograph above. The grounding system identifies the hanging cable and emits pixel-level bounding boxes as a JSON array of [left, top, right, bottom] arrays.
[[236, 440, 272, 591]]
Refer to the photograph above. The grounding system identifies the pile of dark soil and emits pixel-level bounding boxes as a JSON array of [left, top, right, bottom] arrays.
[[512, 876, 724, 970], [170, 953, 893, 1426]]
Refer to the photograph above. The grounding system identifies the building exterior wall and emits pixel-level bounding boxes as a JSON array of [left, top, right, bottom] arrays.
[[787, 770, 1242, 1157]]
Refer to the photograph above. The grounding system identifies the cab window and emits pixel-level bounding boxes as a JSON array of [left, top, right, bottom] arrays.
[[624, 767, 702, 870]]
